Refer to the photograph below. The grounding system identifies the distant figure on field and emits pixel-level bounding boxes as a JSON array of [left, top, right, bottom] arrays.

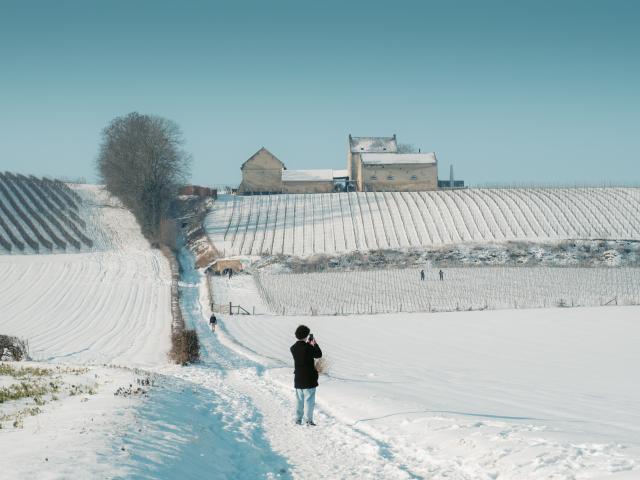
[[439, 269, 444, 281], [290, 325, 322, 426], [209, 313, 217, 332], [420, 270, 425, 281], [228, 268, 233, 279]]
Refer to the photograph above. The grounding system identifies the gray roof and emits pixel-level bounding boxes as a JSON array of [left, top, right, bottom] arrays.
[[349, 135, 398, 153], [361, 152, 437, 165]]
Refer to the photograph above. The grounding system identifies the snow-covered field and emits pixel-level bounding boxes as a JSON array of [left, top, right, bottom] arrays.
[[249, 266, 640, 315], [0, 173, 100, 254], [4, 184, 640, 479], [0, 186, 172, 365], [218, 306, 640, 479], [206, 188, 640, 256], [1, 185, 172, 478], [0, 362, 143, 480]]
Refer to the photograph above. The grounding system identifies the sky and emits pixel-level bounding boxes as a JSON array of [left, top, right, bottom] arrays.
[[1, 0, 639, 186]]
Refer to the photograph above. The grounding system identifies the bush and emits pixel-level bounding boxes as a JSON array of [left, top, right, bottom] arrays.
[[159, 218, 178, 251], [0, 335, 29, 361], [169, 329, 200, 365]]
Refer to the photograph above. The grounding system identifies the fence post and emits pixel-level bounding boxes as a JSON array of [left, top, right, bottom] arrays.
[[229, 301, 232, 315], [253, 306, 255, 315]]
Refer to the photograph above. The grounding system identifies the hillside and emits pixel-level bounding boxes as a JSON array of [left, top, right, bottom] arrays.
[[206, 188, 640, 257], [0, 172, 98, 253], [1, 182, 173, 478], [0, 184, 171, 364]]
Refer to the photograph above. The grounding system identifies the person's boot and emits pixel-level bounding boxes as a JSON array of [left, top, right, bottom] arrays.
[[295, 419, 303, 425], [306, 420, 317, 426]]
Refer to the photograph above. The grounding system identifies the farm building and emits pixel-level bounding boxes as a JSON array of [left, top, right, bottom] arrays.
[[180, 185, 217, 198], [238, 147, 285, 194], [282, 169, 335, 193], [347, 135, 398, 187], [348, 135, 438, 192], [237, 135, 440, 194], [358, 152, 438, 192], [207, 258, 243, 274]]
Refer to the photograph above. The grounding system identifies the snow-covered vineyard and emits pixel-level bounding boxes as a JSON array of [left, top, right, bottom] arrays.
[[252, 267, 640, 315], [0, 172, 98, 253], [0, 185, 171, 364], [206, 187, 640, 256]]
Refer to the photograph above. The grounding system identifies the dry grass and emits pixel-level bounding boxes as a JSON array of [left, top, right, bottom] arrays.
[[0, 382, 52, 403], [0, 364, 51, 378], [195, 248, 217, 269]]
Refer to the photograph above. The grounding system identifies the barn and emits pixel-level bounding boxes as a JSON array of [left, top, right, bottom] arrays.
[[238, 147, 285, 194]]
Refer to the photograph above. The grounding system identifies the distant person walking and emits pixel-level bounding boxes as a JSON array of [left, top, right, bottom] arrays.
[[228, 268, 233, 279], [439, 269, 444, 281], [290, 325, 322, 426], [420, 270, 425, 281], [209, 313, 217, 332]]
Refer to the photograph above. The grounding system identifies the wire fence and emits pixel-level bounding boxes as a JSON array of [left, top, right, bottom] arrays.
[[254, 266, 640, 315]]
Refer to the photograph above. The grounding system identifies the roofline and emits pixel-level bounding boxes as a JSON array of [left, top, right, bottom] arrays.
[[240, 147, 286, 170], [361, 152, 438, 165]]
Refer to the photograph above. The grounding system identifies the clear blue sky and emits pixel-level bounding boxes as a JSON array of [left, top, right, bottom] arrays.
[[1, 0, 639, 185]]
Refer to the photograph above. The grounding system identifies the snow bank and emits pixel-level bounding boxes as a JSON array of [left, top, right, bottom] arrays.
[[219, 307, 640, 478]]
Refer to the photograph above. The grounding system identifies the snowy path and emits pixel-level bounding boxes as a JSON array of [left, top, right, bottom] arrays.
[[135, 245, 420, 479], [131, 245, 639, 479], [218, 310, 640, 479]]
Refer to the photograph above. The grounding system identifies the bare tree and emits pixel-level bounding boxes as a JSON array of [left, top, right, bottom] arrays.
[[97, 112, 191, 238]]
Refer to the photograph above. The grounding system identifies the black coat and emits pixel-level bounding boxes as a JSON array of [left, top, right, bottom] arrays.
[[290, 340, 322, 389]]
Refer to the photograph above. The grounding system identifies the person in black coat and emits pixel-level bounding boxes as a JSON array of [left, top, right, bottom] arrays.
[[290, 325, 322, 426]]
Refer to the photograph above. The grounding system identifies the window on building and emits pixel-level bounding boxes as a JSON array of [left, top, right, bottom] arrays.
[[370, 176, 377, 181], [410, 175, 418, 180], [387, 175, 394, 181]]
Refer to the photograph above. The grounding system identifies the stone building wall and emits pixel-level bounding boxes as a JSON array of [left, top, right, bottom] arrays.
[[282, 181, 334, 194], [238, 148, 284, 194], [361, 163, 438, 191]]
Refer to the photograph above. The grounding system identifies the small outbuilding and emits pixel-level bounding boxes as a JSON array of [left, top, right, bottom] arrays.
[[208, 258, 244, 274], [282, 169, 335, 193]]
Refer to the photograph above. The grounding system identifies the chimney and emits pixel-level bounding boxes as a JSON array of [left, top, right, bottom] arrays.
[[450, 165, 454, 188]]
